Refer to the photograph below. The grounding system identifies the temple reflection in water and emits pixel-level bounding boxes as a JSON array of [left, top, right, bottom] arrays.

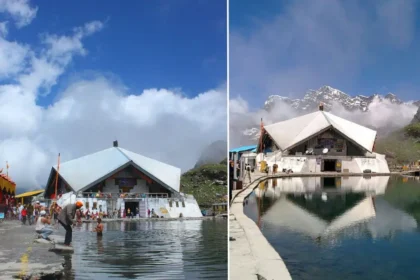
[[247, 176, 418, 242]]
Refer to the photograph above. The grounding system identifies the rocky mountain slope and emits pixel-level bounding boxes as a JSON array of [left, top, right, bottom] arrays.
[[180, 161, 227, 208], [411, 107, 420, 124], [375, 107, 420, 165], [242, 85, 420, 142], [264, 85, 419, 112]]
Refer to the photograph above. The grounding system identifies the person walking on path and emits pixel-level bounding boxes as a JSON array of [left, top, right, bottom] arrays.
[[21, 206, 27, 225], [18, 203, 23, 221], [27, 203, 34, 225], [58, 201, 83, 246]]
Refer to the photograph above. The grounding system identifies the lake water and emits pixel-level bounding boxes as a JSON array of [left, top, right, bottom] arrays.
[[57, 219, 227, 279], [243, 176, 420, 280]]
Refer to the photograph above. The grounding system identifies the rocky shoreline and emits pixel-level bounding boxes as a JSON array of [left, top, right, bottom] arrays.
[[0, 221, 65, 280]]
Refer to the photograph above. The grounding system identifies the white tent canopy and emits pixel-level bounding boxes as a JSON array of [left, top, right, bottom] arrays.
[[263, 111, 377, 152]]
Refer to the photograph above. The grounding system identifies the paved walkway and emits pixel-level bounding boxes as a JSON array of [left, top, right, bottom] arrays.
[[0, 220, 65, 280], [230, 173, 292, 280]]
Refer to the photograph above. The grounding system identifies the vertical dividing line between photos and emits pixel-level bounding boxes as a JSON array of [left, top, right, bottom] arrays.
[[226, 0, 230, 277]]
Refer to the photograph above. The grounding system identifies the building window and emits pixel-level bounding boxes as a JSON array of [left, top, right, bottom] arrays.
[[176, 201, 179, 208], [182, 201, 185, 207], [93, 202, 97, 210], [85, 202, 90, 209], [169, 200, 173, 207]]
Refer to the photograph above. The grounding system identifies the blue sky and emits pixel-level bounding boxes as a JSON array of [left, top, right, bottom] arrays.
[[0, 0, 227, 190], [7, 0, 226, 107], [230, 0, 420, 105]]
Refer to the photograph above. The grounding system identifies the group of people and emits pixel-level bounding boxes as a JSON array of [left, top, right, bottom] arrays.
[[24, 200, 103, 247], [16, 201, 42, 225], [126, 208, 156, 218]]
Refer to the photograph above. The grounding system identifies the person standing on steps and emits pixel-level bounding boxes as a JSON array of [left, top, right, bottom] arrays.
[[58, 201, 84, 246]]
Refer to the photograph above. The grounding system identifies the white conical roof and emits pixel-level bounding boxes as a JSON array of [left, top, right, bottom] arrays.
[[263, 111, 377, 152], [50, 147, 181, 193]]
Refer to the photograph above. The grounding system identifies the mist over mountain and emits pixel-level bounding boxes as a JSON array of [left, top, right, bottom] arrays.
[[194, 140, 227, 168], [412, 107, 420, 124], [230, 86, 419, 147]]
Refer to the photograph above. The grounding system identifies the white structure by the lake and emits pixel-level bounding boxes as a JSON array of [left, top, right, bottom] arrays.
[[257, 105, 390, 174], [254, 176, 390, 198], [44, 141, 202, 218]]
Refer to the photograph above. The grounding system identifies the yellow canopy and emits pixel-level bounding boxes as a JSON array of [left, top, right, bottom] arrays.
[[0, 176, 15, 194], [15, 189, 44, 198]]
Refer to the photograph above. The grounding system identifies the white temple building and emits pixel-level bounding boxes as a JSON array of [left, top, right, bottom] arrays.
[[256, 105, 390, 174], [44, 141, 202, 218]]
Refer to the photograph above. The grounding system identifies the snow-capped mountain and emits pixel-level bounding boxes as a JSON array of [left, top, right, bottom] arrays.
[[242, 85, 420, 142], [264, 85, 417, 112]]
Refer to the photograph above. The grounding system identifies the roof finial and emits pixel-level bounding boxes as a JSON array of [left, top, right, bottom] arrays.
[[319, 102, 324, 111]]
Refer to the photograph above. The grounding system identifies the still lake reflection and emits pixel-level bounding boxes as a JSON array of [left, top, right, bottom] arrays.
[[57, 219, 227, 279], [243, 176, 420, 280]]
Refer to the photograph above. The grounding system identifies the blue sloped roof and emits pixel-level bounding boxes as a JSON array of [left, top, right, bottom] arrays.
[[229, 145, 257, 153], [50, 147, 181, 193]]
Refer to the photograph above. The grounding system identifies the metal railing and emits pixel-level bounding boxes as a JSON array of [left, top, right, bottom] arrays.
[[78, 192, 169, 199]]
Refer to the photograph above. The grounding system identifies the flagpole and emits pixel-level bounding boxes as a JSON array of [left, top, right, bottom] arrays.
[[54, 153, 60, 199], [6, 161, 8, 177]]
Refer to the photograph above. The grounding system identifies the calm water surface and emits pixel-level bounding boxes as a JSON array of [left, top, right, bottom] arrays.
[[244, 176, 420, 280], [57, 219, 227, 279]]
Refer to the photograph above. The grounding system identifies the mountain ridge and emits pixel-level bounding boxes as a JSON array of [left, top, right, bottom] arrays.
[[241, 85, 420, 142], [264, 85, 420, 112]]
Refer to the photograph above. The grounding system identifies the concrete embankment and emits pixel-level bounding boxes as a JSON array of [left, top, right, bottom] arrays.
[[229, 170, 400, 279], [229, 173, 292, 280], [0, 221, 64, 280]]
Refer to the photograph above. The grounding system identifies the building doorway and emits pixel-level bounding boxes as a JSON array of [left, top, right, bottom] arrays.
[[322, 159, 337, 172], [322, 177, 339, 188], [124, 201, 139, 217]]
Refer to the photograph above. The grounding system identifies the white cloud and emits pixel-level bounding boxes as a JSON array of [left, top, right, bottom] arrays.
[[43, 20, 104, 64], [329, 97, 418, 131], [0, 37, 29, 78], [0, 0, 37, 28], [0, 6, 226, 192], [0, 21, 8, 37], [3, 78, 226, 191]]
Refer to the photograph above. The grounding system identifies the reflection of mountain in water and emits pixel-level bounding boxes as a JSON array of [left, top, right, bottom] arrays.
[[248, 176, 419, 242], [383, 178, 420, 223]]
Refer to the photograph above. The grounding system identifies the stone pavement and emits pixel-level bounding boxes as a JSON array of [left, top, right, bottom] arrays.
[[230, 173, 292, 280], [0, 220, 65, 280]]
